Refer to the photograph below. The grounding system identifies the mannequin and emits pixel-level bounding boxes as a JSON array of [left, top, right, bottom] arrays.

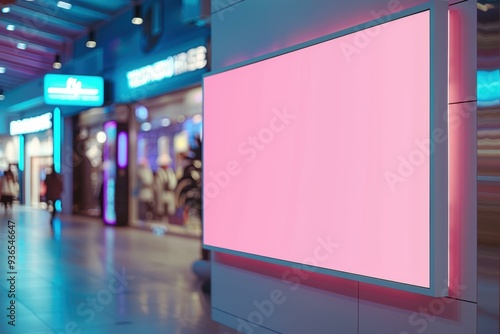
[[155, 154, 177, 221], [137, 157, 154, 220]]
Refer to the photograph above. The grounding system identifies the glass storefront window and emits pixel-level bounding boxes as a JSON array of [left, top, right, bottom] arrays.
[[133, 87, 202, 236]]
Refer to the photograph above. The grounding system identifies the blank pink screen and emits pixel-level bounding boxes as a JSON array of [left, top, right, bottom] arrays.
[[204, 11, 430, 288]]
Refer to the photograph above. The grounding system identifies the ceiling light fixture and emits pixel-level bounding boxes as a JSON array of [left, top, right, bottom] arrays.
[[0, 67, 5, 74], [0, 89, 5, 101], [16, 42, 27, 50], [161, 118, 171, 127], [6, 24, 15, 31], [53, 54, 62, 69], [141, 122, 152, 131], [132, 4, 143, 25], [86, 30, 96, 48], [56, 1, 72, 10], [1, 7, 11, 13]]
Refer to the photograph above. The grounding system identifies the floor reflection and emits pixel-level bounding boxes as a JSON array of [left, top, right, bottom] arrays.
[[0, 206, 229, 333]]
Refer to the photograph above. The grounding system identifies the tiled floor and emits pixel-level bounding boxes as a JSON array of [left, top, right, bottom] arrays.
[[0, 206, 235, 334]]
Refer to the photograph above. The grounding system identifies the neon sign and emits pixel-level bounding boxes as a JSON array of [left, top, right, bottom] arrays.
[[126, 46, 207, 89], [10, 113, 52, 136], [44, 74, 104, 106]]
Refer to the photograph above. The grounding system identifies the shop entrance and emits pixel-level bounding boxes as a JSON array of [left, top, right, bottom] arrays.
[[31, 156, 53, 207]]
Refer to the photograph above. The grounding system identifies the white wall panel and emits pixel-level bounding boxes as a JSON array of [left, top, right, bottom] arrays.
[[359, 283, 477, 334], [212, 259, 358, 334]]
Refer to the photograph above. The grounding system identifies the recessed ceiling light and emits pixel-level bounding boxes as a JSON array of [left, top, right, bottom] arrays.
[[16, 43, 27, 50], [132, 5, 143, 25], [6, 25, 15, 31], [96, 131, 107, 143], [0, 67, 5, 74], [161, 118, 171, 127], [56, 1, 72, 10], [86, 31, 96, 48], [1, 7, 11, 13], [53, 54, 62, 69], [192, 114, 202, 123], [141, 122, 152, 132]]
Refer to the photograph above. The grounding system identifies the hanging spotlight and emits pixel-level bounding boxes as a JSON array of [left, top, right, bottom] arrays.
[[131, 4, 143, 25], [86, 30, 96, 48], [0, 88, 5, 101], [53, 54, 62, 69]]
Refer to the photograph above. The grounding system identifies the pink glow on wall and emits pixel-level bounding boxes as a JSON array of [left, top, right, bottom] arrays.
[[204, 11, 431, 288]]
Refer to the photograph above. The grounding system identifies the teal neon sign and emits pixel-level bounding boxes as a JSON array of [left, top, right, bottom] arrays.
[[53, 107, 62, 173], [477, 69, 500, 107], [44, 74, 104, 106]]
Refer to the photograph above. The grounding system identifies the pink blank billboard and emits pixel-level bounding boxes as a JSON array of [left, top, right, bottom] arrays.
[[204, 11, 432, 289]]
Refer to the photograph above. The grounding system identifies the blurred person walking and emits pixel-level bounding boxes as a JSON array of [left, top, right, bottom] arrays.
[[44, 164, 63, 222], [0, 168, 19, 214]]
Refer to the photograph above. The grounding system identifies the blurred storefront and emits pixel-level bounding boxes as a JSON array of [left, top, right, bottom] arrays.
[[105, 9, 209, 233], [131, 86, 203, 236], [0, 0, 209, 233], [8, 112, 55, 208], [72, 106, 116, 217]]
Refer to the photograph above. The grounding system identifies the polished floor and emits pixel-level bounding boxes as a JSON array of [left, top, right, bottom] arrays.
[[0, 206, 234, 334]]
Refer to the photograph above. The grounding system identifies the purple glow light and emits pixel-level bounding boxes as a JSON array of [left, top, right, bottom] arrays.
[[118, 132, 128, 168]]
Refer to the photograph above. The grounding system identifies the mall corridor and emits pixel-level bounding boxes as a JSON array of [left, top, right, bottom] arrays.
[[0, 206, 231, 334]]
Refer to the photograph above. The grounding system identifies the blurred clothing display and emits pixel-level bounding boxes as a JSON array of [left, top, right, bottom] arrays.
[[155, 156, 177, 218], [137, 159, 155, 220]]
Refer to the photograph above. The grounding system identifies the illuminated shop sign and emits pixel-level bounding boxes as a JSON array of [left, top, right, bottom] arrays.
[[10, 112, 52, 136], [126, 46, 207, 89], [44, 74, 104, 106]]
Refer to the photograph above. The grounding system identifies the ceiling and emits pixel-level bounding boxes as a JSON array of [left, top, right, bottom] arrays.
[[0, 0, 134, 93]]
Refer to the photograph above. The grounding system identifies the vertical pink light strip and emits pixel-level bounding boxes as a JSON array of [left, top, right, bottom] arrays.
[[205, 11, 431, 288]]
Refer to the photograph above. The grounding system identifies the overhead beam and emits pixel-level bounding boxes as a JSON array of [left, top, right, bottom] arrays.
[[0, 44, 54, 65], [0, 53, 52, 72], [57, 3, 110, 22], [12, 3, 86, 33], [2, 29, 64, 50], [0, 17, 68, 44], [0, 35, 60, 56], [0, 57, 44, 75]]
